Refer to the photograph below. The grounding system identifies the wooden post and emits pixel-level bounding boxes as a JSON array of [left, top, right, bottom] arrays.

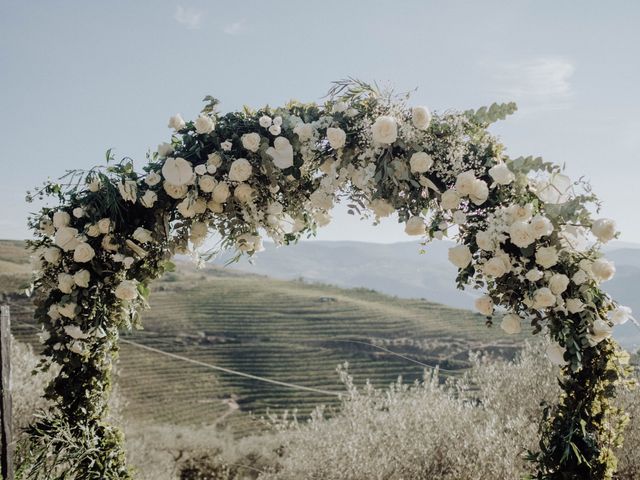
[[0, 305, 13, 480]]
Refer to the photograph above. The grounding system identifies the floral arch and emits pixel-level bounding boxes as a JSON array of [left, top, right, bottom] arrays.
[[23, 80, 632, 479]]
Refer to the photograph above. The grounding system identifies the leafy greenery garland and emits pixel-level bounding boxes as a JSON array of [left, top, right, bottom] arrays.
[[19, 80, 632, 479]]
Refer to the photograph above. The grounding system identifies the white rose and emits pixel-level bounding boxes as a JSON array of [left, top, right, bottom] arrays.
[[370, 199, 394, 219], [273, 116, 282, 126], [507, 204, 533, 222], [58, 302, 77, 319], [566, 298, 585, 314], [448, 245, 472, 269], [533, 287, 556, 309], [73, 269, 90, 288], [43, 246, 62, 264], [326, 127, 347, 149], [198, 175, 217, 193], [475, 231, 495, 251], [266, 137, 294, 169], [55, 227, 80, 251], [590, 319, 612, 344], [530, 215, 554, 239], [157, 142, 174, 157], [371, 116, 398, 144], [259, 115, 272, 128], [220, 140, 232, 151], [549, 273, 570, 295], [97, 218, 111, 234], [207, 152, 222, 168], [53, 211, 71, 228], [455, 170, 476, 196], [212, 182, 230, 203], [57, 273, 75, 294], [409, 152, 433, 174], [194, 115, 215, 134], [64, 325, 90, 340], [268, 124, 281, 136], [162, 158, 194, 186], [488, 162, 515, 185], [140, 190, 157, 208], [72, 207, 85, 219], [546, 342, 567, 366], [241, 133, 261, 152], [234, 183, 254, 203], [535, 246, 559, 269], [441, 189, 460, 210], [228, 158, 252, 182], [102, 235, 119, 252], [163, 182, 188, 199], [294, 122, 314, 142], [168, 114, 186, 131], [73, 242, 95, 263], [115, 280, 138, 301], [525, 269, 544, 282], [475, 295, 494, 316], [591, 218, 617, 243], [404, 216, 426, 236], [194, 164, 207, 176], [501, 314, 522, 334], [591, 258, 615, 282], [145, 171, 161, 186], [452, 211, 467, 225], [411, 106, 431, 130], [469, 179, 489, 205], [176, 198, 197, 218], [207, 200, 224, 213], [608, 306, 632, 325], [85, 224, 100, 237], [483, 256, 509, 278], [509, 221, 535, 248], [118, 180, 137, 203], [133, 227, 153, 243]]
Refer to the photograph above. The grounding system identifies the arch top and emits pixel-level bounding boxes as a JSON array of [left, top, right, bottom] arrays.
[[23, 79, 631, 479]]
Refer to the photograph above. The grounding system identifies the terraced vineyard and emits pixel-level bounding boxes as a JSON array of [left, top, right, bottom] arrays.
[[4, 240, 524, 436]]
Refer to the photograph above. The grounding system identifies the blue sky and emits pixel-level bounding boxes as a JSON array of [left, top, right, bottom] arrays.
[[1, 1, 639, 243]]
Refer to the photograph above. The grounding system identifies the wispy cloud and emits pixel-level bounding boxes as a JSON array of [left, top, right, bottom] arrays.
[[490, 56, 576, 112], [223, 19, 246, 35], [174, 5, 203, 30]]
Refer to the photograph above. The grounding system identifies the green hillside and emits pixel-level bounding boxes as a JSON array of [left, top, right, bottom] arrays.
[[4, 240, 524, 436]]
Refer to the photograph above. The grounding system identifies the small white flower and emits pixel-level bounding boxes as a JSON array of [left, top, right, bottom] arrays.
[[234, 183, 254, 203], [268, 124, 282, 136], [259, 115, 272, 128], [488, 162, 515, 186], [273, 116, 283, 126], [448, 245, 472, 269], [266, 137, 294, 169], [371, 116, 398, 144], [404, 216, 426, 236], [326, 127, 347, 149], [207, 153, 223, 168], [115, 280, 138, 301], [501, 314, 522, 334], [591, 258, 615, 282], [411, 106, 431, 130], [441, 189, 460, 210], [72, 207, 85, 219], [535, 246, 559, 269], [221, 140, 232, 151], [228, 158, 253, 182], [53, 211, 71, 229], [157, 142, 174, 157], [145, 171, 162, 186], [162, 158, 194, 186], [525, 269, 544, 282], [591, 218, 617, 243], [168, 114, 186, 131], [549, 273, 570, 295], [73, 242, 95, 263], [194, 115, 215, 134], [194, 164, 207, 175], [241, 132, 261, 152], [475, 295, 494, 316], [409, 152, 433, 174], [140, 190, 158, 208]]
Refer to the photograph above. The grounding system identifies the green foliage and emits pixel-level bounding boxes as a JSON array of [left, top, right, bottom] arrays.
[[464, 101, 518, 125]]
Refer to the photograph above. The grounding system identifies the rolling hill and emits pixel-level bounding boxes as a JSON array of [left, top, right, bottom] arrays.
[[3, 239, 522, 435]]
